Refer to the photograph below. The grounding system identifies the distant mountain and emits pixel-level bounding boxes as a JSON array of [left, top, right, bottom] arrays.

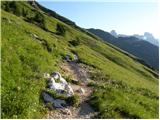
[[87, 28, 159, 70], [110, 30, 159, 46], [110, 30, 118, 38], [132, 32, 159, 46], [1, 1, 158, 119]]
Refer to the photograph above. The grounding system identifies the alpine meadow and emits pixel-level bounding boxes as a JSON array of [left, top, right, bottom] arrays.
[[1, 1, 159, 119]]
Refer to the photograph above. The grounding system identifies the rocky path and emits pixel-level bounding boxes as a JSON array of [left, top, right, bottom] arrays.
[[43, 59, 97, 119]]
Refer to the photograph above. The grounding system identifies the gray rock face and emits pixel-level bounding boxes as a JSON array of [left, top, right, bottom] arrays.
[[65, 54, 71, 62], [42, 92, 66, 108], [42, 92, 54, 104], [53, 99, 66, 108]]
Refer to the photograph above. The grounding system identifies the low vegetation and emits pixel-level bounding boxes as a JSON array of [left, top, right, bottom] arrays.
[[88, 69, 158, 118], [43, 89, 80, 107], [56, 23, 66, 36], [89, 81, 158, 118], [1, 1, 159, 119], [66, 94, 80, 107]]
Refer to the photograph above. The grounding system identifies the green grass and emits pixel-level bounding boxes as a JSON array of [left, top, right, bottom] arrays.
[[89, 80, 158, 118], [1, 1, 159, 119]]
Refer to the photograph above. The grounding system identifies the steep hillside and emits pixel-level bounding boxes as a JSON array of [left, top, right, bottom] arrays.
[[1, 1, 159, 119], [87, 28, 159, 70]]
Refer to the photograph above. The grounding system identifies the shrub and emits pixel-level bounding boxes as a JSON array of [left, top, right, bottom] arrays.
[[69, 38, 80, 46], [66, 94, 80, 107], [71, 80, 81, 85], [65, 76, 72, 83], [56, 23, 66, 36], [87, 81, 96, 87], [1, 1, 47, 30], [33, 12, 47, 30]]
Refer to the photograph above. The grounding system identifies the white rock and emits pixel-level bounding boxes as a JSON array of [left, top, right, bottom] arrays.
[[60, 77, 68, 85], [51, 72, 60, 79], [8, 19, 12, 24], [48, 78, 55, 88], [50, 82, 65, 91], [79, 88, 85, 94], [73, 54, 79, 61], [33, 34, 39, 39], [65, 84, 74, 96], [48, 72, 75, 96], [51, 72, 68, 84]]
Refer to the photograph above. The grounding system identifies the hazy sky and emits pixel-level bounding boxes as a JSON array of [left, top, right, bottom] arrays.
[[37, 1, 159, 39]]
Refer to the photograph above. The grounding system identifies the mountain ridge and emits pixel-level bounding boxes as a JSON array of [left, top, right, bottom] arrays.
[[109, 30, 159, 46], [1, 1, 159, 119], [87, 28, 159, 70]]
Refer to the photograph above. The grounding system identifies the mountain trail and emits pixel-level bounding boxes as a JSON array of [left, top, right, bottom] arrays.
[[43, 59, 97, 119]]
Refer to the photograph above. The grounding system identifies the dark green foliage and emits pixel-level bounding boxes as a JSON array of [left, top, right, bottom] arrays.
[[69, 38, 80, 46], [25, 12, 47, 30], [64, 76, 73, 83], [1, 1, 47, 30], [56, 23, 66, 36], [66, 94, 80, 107], [31, 1, 99, 40], [33, 12, 47, 30], [30, 1, 76, 26]]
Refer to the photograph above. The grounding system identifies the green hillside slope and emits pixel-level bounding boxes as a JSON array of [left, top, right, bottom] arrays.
[[87, 28, 159, 70], [1, 1, 159, 119]]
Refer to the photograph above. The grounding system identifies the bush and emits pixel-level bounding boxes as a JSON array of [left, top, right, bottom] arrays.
[[65, 76, 72, 83], [69, 38, 80, 46], [56, 23, 66, 36], [33, 12, 47, 30], [87, 81, 96, 87], [66, 94, 80, 107], [1, 1, 47, 30], [71, 80, 81, 85]]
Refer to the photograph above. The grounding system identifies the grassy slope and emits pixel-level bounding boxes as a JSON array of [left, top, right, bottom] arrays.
[[1, 2, 159, 119]]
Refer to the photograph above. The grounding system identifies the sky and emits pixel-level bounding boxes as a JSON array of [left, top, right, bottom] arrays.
[[37, 0, 160, 39]]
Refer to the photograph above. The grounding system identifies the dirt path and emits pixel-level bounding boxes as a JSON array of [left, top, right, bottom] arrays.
[[43, 60, 96, 119]]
